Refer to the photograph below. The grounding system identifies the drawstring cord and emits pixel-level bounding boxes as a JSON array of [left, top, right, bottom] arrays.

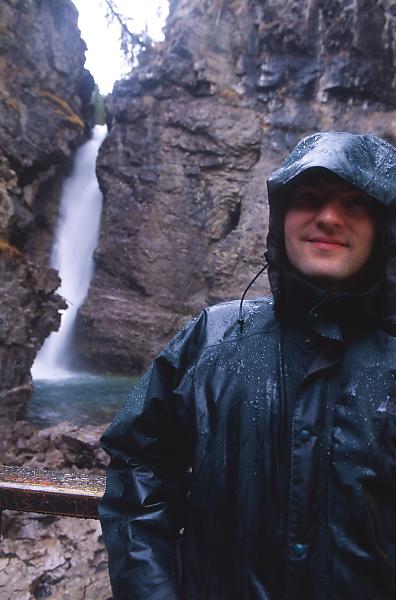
[[237, 262, 269, 332]]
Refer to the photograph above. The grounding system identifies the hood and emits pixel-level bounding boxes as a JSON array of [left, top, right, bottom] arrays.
[[266, 131, 396, 334]]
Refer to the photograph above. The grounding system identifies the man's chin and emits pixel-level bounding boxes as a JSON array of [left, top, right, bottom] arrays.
[[300, 265, 374, 293], [296, 263, 348, 285], [292, 259, 354, 288]]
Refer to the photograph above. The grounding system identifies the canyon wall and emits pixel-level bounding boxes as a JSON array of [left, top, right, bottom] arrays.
[[0, 0, 94, 417], [78, 0, 396, 373]]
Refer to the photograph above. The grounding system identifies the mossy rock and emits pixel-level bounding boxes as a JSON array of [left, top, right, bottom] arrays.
[[40, 90, 84, 129]]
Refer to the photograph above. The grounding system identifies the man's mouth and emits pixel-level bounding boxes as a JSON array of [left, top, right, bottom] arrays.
[[307, 237, 348, 250]]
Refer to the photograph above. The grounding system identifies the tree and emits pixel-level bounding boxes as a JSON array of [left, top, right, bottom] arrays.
[[100, 0, 152, 65]]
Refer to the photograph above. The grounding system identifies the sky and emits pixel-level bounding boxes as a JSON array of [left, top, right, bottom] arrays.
[[71, 0, 169, 94]]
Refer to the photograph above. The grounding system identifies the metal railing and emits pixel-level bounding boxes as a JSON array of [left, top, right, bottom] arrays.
[[0, 464, 105, 538]]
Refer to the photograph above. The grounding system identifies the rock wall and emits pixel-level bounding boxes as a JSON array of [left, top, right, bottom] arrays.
[[0, 419, 111, 599], [78, 0, 396, 374], [0, 0, 94, 417]]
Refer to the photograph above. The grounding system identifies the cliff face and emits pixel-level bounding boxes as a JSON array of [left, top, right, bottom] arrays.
[[0, 0, 94, 417], [78, 0, 396, 373]]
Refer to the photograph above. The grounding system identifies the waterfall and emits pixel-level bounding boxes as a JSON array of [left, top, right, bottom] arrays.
[[32, 125, 107, 380]]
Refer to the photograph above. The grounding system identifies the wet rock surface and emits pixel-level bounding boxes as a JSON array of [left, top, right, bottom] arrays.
[[0, 419, 112, 600], [0, 0, 94, 416], [0, 513, 110, 600], [79, 0, 396, 373], [0, 420, 108, 471], [0, 246, 66, 420]]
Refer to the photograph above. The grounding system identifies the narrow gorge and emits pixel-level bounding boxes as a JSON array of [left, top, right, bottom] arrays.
[[78, 0, 396, 375], [2, 0, 396, 413]]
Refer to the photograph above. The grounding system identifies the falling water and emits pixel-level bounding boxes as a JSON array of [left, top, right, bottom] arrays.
[[32, 125, 107, 380]]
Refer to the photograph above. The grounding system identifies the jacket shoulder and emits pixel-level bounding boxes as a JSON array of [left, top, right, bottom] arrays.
[[203, 296, 275, 345], [164, 296, 276, 364]]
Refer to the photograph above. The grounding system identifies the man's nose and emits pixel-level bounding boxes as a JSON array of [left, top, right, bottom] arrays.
[[314, 200, 344, 227]]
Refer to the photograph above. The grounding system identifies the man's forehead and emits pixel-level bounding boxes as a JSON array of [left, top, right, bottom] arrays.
[[288, 170, 377, 203], [291, 169, 359, 190], [293, 178, 368, 196]]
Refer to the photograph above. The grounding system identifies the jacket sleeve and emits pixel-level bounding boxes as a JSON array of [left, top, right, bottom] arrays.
[[99, 334, 196, 600]]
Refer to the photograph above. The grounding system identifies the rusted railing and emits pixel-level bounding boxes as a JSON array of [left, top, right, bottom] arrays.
[[0, 465, 105, 539]]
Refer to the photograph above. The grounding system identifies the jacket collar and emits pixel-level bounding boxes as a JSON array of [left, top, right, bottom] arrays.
[[278, 264, 382, 343]]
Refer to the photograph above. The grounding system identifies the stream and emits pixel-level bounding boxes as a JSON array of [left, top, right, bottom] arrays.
[[26, 373, 138, 428]]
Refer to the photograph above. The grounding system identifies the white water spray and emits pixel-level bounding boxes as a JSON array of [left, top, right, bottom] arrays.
[[32, 125, 107, 380]]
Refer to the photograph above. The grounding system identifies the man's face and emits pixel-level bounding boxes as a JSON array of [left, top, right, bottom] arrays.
[[284, 178, 378, 287]]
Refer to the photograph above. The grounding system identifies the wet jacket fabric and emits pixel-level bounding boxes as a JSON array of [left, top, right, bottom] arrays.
[[99, 132, 396, 599]]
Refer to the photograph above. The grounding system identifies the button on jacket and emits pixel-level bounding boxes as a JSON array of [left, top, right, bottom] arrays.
[[99, 132, 396, 599]]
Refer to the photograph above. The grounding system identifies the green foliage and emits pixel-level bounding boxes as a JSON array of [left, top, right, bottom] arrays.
[[0, 26, 17, 52], [91, 85, 106, 125], [5, 0, 32, 11]]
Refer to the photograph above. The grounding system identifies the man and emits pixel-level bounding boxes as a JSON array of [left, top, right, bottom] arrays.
[[99, 131, 396, 599]]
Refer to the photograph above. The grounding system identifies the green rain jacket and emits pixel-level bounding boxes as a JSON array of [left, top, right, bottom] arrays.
[[99, 132, 396, 599]]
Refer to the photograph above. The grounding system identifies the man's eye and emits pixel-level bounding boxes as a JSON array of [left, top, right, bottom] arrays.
[[344, 196, 372, 211], [291, 191, 322, 207]]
